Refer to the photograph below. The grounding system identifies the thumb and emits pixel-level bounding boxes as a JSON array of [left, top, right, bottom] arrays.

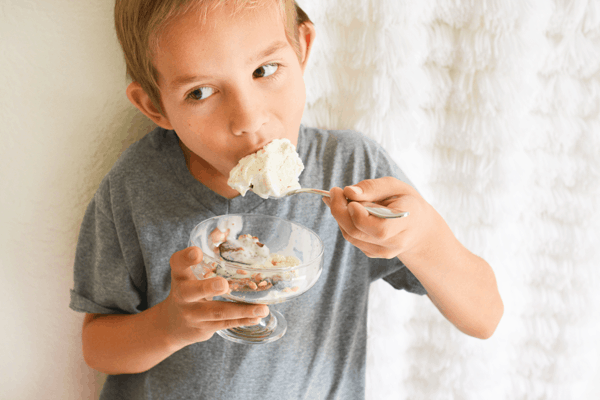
[[343, 177, 408, 202], [170, 246, 204, 281]]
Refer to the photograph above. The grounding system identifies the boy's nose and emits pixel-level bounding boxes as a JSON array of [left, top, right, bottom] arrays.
[[228, 89, 268, 137]]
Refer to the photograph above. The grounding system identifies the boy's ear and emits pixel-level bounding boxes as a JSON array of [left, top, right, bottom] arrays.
[[126, 82, 174, 130], [298, 21, 316, 73]]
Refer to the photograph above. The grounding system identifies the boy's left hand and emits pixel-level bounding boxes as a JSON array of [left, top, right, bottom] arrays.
[[324, 177, 441, 260]]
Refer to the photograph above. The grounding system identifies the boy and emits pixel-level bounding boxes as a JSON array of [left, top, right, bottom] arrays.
[[70, 0, 503, 399]]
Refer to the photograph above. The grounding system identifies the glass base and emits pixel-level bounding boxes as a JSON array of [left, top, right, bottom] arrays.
[[216, 309, 287, 344]]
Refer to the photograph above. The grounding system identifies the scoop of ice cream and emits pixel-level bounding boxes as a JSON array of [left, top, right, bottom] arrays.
[[227, 139, 304, 198]]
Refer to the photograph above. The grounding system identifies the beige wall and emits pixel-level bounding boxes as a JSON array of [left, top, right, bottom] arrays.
[[1, 1, 155, 398]]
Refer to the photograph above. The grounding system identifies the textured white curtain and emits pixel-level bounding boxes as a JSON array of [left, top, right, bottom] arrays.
[[299, 0, 600, 399]]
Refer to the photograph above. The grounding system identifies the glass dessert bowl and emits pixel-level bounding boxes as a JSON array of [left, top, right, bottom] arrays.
[[189, 214, 324, 344]]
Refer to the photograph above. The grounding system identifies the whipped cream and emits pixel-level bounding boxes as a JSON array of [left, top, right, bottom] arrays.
[[250, 253, 301, 269], [195, 228, 311, 299], [218, 234, 271, 265], [227, 139, 304, 198], [217, 233, 301, 273]]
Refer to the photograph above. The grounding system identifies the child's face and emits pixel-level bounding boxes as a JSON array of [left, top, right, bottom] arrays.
[[148, 3, 310, 197]]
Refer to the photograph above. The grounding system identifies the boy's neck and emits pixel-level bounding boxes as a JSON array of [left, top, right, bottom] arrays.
[[177, 139, 241, 199]]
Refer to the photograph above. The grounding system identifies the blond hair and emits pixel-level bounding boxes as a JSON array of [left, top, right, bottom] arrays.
[[114, 0, 311, 115]]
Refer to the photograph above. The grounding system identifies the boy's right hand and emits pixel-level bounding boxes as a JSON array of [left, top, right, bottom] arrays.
[[159, 246, 269, 349]]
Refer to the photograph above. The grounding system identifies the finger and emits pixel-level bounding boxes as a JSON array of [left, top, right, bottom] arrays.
[[328, 187, 381, 244], [193, 301, 269, 322], [202, 317, 264, 332], [343, 177, 416, 202], [338, 224, 400, 259], [176, 277, 229, 303], [327, 187, 400, 245], [327, 186, 351, 224], [346, 200, 407, 241], [170, 246, 203, 281]]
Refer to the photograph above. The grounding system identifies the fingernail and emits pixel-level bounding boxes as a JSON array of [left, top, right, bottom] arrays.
[[348, 185, 362, 194], [188, 248, 198, 261], [254, 307, 268, 317], [213, 279, 224, 291], [322, 198, 331, 206], [348, 206, 355, 216]]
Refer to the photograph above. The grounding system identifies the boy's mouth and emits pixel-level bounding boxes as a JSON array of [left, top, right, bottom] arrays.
[[241, 141, 273, 159]]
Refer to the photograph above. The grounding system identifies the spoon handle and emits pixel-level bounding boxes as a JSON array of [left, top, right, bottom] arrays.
[[289, 188, 409, 219]]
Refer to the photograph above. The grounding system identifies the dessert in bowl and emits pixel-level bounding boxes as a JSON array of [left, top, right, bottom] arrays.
[[189, 214, 324, 344]]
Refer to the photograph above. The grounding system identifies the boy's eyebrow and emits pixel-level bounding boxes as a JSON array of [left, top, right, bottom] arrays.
[[169, 40, 289, 89], [248, 40, 289, 65]]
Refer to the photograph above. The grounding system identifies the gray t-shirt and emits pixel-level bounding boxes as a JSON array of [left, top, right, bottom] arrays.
[[70, 125, 426, 400]]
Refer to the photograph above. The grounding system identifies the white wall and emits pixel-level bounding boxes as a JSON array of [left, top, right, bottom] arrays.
[[1, 1, 599, 399]]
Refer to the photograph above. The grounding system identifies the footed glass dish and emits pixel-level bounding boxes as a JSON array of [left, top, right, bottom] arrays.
[[189, 214, 324, 344]]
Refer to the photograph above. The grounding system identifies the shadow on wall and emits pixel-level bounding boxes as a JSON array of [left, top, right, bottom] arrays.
[[94, 370, 107, 398], [113, 107, 158, 159], [77, 107, 157, 208], [75, 107, 155, 397]]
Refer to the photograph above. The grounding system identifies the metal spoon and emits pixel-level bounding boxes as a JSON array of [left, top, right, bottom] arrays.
[[259, 187, 409, 219]]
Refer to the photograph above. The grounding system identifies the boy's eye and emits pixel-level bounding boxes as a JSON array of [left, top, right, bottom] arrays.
[[188, 87, 214, 101], [253, 63, 279, 78]]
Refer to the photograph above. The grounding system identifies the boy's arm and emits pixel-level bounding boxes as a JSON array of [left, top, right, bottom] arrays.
[[81, 247, 268, 375], [324, 177, 503, 339], [82, 305, 178, 375], [396, 218, 503, 339]]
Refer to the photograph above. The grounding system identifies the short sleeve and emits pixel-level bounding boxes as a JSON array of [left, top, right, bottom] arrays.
[[69, 193, 146, 315], [382, 266, 427, 295]]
